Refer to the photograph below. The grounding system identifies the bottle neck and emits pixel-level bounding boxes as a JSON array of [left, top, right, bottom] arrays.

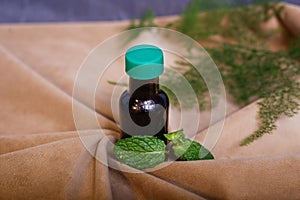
[[129, 77, 159, 95]]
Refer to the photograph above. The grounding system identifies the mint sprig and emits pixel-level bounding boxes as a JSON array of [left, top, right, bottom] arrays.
[[113, 130, 214, 169], [113, 136, 166, 169]]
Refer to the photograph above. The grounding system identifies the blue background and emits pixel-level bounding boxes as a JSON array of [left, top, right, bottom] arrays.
[[0, 0, 299, 23]]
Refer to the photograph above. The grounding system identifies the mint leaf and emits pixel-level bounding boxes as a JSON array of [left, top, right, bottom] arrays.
[[164, 130, 214, 160], [113, 136, 166, 169], [164, 129, 185, 142], [175, 139, 214, 160]]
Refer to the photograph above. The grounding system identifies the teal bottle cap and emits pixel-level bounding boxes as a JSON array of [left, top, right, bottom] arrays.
[[125, 44, 164, 80]]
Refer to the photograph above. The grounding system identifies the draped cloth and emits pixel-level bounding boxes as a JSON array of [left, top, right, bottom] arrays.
[[1, 4, 300, 199]]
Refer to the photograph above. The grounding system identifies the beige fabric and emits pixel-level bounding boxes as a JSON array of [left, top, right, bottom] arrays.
[[280, 3, 300, 36], [1, 4, 300, 200]]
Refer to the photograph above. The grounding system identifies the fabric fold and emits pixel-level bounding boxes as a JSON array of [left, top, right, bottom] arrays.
[[0, 46, 118, 135], [151, 155, 300, 200]]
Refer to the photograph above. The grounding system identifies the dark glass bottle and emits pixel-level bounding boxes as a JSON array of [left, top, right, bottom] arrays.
[[119, 44, 169, 143]]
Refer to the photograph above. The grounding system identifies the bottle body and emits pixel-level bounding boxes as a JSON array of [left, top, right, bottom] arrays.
[[119, 78, 169, 143]]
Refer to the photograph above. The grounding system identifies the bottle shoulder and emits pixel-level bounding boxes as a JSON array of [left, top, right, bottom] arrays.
[[158, 89, 169, 99], [120, 89, 168, 100], [120, 90, 130, 104]]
